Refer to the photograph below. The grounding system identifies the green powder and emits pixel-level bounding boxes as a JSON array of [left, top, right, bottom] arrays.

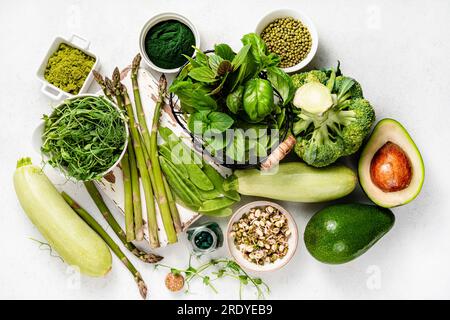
[[144, 20, 195, 69], [44, 43, 95, 94]]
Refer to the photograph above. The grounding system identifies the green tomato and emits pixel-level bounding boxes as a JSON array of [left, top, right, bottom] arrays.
[[243, 78, 274, 122]]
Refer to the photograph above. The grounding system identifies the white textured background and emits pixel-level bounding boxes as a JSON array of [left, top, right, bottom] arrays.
[[1, 0, 449, 300]]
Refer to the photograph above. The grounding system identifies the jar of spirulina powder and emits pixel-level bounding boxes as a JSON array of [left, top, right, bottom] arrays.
[[187, 222, 224, 254], [139, 13, 200, 73]]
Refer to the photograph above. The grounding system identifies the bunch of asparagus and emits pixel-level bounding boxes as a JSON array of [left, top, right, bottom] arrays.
[[93, 54, 181, 248]]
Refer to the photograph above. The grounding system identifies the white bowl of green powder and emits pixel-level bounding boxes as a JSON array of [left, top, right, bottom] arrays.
[[37, 34, 99, 101], [139, 12, 201, 73], [256, 9, 319, 73]]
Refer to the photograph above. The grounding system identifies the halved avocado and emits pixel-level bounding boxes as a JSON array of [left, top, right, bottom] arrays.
[[359, 119, 424, 208]]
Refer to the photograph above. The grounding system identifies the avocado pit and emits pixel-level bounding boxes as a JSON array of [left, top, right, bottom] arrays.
[[370, 142, 412, 192]]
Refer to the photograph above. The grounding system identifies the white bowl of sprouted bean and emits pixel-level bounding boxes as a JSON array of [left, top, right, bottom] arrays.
[[227, 201, 298, 272], [256, 9, 319, 73]]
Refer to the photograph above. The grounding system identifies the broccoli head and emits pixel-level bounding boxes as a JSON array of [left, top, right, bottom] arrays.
[[334, 76, 364, 99], [291, 69, 375, 167], [291, 70, 328, 88]]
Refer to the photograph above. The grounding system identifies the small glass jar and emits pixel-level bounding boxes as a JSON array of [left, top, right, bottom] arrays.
[[187, 222, 223, 254]]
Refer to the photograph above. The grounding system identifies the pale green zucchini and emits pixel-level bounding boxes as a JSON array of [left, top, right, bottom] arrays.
[[13, 158, 112, 277], [224, 162, 357, 202]]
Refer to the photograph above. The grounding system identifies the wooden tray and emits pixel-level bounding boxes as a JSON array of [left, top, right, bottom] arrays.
[[95, 68, 231, 247]]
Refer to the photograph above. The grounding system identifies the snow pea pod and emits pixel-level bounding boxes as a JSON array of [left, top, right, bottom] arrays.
[[160, 157, 202, 209], [201, 207, 233, 218], [198, 197, 236, 213], [185, 163, 214, 191], [203, 163, 241, 201], [159, 143, 189, 179]]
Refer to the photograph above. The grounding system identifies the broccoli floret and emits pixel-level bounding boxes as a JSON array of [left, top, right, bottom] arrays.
[[291, 69, 375, 167], [294, 125, 345, 167], [334, 76, 364, 98], [292, 70, 328, 89], [336, 98, 375, 155]]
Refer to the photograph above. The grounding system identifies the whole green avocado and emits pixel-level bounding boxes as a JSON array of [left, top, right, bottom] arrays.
[[304, 203, 395, 264]]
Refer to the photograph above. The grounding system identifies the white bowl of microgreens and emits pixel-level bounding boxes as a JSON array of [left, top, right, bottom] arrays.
[[139, 12, 201, 73], [256, 9, 318, 73], [36, 94, 129, 181], [227, 201, 298, 273]]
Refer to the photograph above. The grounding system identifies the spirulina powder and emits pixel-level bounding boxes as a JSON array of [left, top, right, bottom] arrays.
[[144, 20, 195, 69]]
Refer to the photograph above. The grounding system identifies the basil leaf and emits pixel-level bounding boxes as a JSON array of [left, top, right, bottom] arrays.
[[230, 51, 257, 91], [241, 33, 267, 64], [187, 111, 234, 134], [208, 54, 224, 75], [170, 81, 218, 111], [243, 78, 274, 122], [226, 86, 244, 114], [266, 66, 295, 105], [214, 43, 236, 61], [187, 111, 209, 134], [204, 131, 227, 151], [188, 66, 217, 83], [226, 129, 245, 162], [193, 47, 209, 66], [241, 33, 280, 68], [208, 111, 234, 132], [231, 44, 251, 69]]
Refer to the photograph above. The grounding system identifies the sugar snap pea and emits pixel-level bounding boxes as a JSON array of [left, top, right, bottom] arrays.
[[160, 157, 202, 208], [159, 143, 189, 179], [200, 207, 233, 217], [203, 163, 241, 201], [198, 197, 236, 213], [185, 164, 214, 191]]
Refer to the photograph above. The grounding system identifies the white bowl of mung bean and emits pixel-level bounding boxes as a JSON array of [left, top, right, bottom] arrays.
[[226, 201, 298, 272], [256, 9, 318, 73]]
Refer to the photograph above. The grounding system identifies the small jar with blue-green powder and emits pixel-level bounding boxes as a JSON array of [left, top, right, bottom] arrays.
[[187, 222, 223, 254]]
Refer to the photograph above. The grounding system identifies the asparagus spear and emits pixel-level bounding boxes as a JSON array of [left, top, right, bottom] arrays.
[[122, 150, 135, 241], [128, 141, 144, 241], [93, 71, 114, 101], [94, 72, 135, 241], [131, 54, 151, 152], [130, 55, 181, 235], [84, 181, 162, 263], [114, 68, 160, 248], [149, 75, 177, 244], [163, 175, 182, 233], [61, 192, 148, 299], [109, 75, 145, 241]]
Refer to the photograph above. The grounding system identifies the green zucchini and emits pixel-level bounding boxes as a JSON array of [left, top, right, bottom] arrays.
[[13, 158, 112, 277], [224, 162, 357, 202]]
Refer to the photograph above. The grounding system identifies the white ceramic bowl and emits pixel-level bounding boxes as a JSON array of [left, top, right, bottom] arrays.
[[255, 9, 318, 73], [36, 34, 100, 101], [139, 12, 201, 74], [33, 94, 129, 181], [226, 201, 298, 273]]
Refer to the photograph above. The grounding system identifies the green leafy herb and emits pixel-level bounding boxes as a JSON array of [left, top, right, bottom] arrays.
[[231, 44, 251, 69], [187, 111, 234, 134], [243, 78, 275, 122], [226, 129, 245, 162], [267, 66, 295, 105], [170, 81, 218, 111], [226, 86, 244, 114], [188, 66, 217, 83], [214, 43, 236, 61]]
